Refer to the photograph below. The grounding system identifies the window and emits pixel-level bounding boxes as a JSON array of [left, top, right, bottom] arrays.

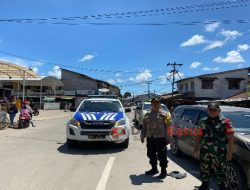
[[181, 109, 200, 124], [179, 84, 183, 90], [222, 111, 250, 129], [143, 104, 169, 112], [228, 80, 240, 90], [185, 83, 188, 90], [202, 80, 213, 89], [198, 111, 208, 123], [173, 107, 185, 119], [79, 100, 122, 112], [191, 82, 194, 90]]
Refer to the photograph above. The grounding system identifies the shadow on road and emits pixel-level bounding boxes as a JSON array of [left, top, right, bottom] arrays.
[[167, 151, 217, 190], [57, 142, 125, 155], [129, 174, 163, 185]]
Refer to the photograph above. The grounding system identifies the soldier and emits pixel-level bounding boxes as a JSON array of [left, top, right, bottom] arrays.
[[193, 103, 234, 190], [140, 98, 170, 179]]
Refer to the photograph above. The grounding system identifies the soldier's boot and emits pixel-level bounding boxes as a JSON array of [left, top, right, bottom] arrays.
[[158, 168, 167, 179], [145, 167, 159, 175], [198, 182, 209, 190]]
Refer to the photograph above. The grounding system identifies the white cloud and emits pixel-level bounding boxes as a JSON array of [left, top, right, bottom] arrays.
[[190, 62, 202, 69], [180, 35, 207, 47], [221, 30, 242, 40], [32, 67, 38, 73], [214, 50, 245, 63], [205, 22, 220, 32], [79, 54, 95, 62], [202, 67, 219, 71], [107, 78, 125, 84], [115, 73, 122, 77], [237, 64, 243, 68], [159, 72, 184, 84], [48, 66, 61, 78], [107, 79, 116, 84], [204, 40, 224, 51], [128, 77, 135, 81], [116, 79, 125, 83], [237, 44, 250, 52], [135, 69, 152, 82], [32, 61, 44, 67]]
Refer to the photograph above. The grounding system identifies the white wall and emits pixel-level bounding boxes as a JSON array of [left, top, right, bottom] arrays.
[[44, 103, 60, 110]]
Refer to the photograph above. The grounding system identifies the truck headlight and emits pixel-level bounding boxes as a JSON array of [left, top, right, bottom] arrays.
[[115, 119, 126, 126], [69, 118, 80, 127]]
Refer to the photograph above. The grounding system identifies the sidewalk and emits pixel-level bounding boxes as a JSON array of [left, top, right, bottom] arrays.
[[33, 110, 73, 121]]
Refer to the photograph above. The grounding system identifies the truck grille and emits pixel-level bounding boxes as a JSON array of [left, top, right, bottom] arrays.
[[81, 120, 115, 130], [80, 131, 110, 135]]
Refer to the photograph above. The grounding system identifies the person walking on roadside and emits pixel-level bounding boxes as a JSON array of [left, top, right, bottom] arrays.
[[7, 101, 18, 128], [140, 98, 170, 179], [193, 103, 234, 190]]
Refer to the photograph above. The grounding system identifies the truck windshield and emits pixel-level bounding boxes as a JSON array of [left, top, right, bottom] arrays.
[[79, 100, 123, 112]]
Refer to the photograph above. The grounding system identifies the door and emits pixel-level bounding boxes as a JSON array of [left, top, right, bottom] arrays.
[[180, 109, 200, 155], [171, 107, 185, 150], [188, 110, 208, 151]]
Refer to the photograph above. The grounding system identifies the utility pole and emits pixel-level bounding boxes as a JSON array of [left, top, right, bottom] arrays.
[[146, 81, 151, 100], [167, 62, 183, 107]]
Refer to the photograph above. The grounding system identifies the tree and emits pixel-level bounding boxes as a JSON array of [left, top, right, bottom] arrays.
[[123, 92, 132, 98]]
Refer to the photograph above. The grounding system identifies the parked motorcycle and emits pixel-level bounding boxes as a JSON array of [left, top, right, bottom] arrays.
[[18, 108, 31, 128], [32, 107, 39, 116]]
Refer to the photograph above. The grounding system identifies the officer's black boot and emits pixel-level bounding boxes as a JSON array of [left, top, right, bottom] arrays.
[[145, 166, 159, 175], [198, 182, 209, 190], [158, 168, 167, 179], [218, 183, 228, 190]]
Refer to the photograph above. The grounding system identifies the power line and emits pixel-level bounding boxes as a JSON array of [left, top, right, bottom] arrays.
[[120, 74, 173, 88], [0, 50, 165, 74], [4, 19, 249, 27], [0, 0, 249, 26]]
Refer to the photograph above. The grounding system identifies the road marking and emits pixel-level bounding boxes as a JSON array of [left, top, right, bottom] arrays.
[[96, 156, 115, 190]]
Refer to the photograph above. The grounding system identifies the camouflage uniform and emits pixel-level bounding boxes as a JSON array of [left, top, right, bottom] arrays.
[[198, 116, 234, 187]]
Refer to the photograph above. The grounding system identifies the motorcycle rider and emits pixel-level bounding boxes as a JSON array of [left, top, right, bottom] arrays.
[[22, 101, 36, 127]]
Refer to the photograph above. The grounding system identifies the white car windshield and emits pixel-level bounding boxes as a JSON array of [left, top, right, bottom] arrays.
[[222, 111, 250, 129], [143, 104, 169, 112], [79, 100, 123, 112]]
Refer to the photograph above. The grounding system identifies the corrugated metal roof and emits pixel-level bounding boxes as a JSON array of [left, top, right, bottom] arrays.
[[0, 61, 38, 78]]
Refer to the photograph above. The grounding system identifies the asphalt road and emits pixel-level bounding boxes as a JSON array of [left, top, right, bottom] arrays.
[[0, 110, 203, 190]]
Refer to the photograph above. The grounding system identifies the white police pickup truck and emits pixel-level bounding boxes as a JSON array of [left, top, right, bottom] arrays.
[[66, 96, 131, 148]]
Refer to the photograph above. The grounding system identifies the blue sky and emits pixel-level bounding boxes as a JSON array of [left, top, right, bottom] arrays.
[[0, 0, 250, 95]]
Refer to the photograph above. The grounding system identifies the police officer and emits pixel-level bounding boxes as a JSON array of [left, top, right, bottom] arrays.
[[193, 103, 234, 190], [140, 98, 170, 179]]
